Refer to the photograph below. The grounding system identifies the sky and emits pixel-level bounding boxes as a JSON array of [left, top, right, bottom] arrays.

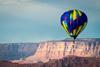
[[0, 0, 100, 43]]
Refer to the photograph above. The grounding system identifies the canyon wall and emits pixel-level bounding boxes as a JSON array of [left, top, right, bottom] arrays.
[[0, 38, 100, 67], [26, 38, 100, 63], [0, 43, 38, 60]]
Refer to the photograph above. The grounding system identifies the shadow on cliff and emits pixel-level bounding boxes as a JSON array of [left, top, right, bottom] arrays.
[[0, 56, 100, 67]]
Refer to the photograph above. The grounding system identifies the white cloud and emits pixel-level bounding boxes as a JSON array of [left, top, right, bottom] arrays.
[[0, 0, 33, 5], [0, 0, 62, 27], [0, 0, 18, 5]]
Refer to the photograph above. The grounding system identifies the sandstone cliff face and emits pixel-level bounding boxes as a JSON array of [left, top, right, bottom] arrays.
[[0, 43, 38, 60], [26, 39, 100, 63], [0, 39, 100, 67]]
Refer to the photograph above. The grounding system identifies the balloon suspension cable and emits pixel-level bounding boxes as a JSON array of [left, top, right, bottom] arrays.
[[73, 39, 75, 44], [73, 36, 76, 44]]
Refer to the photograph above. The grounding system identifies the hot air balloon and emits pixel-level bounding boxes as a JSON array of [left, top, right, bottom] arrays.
[[61, 9, 88, 41]]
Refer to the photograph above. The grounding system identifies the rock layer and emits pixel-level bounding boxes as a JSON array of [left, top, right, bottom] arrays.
[[0, 43, 38, 60], [26, 39, 100, 63], [0, 56, 100, 67]]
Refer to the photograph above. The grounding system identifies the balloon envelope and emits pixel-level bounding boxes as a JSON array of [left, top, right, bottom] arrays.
[[61, 9, 88, 39]]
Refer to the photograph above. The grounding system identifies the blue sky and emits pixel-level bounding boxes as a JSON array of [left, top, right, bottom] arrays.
[[0, 0, 100, 43]]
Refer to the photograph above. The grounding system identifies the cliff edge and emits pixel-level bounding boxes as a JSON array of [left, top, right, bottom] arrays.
[[25, 38, 100, 63]]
